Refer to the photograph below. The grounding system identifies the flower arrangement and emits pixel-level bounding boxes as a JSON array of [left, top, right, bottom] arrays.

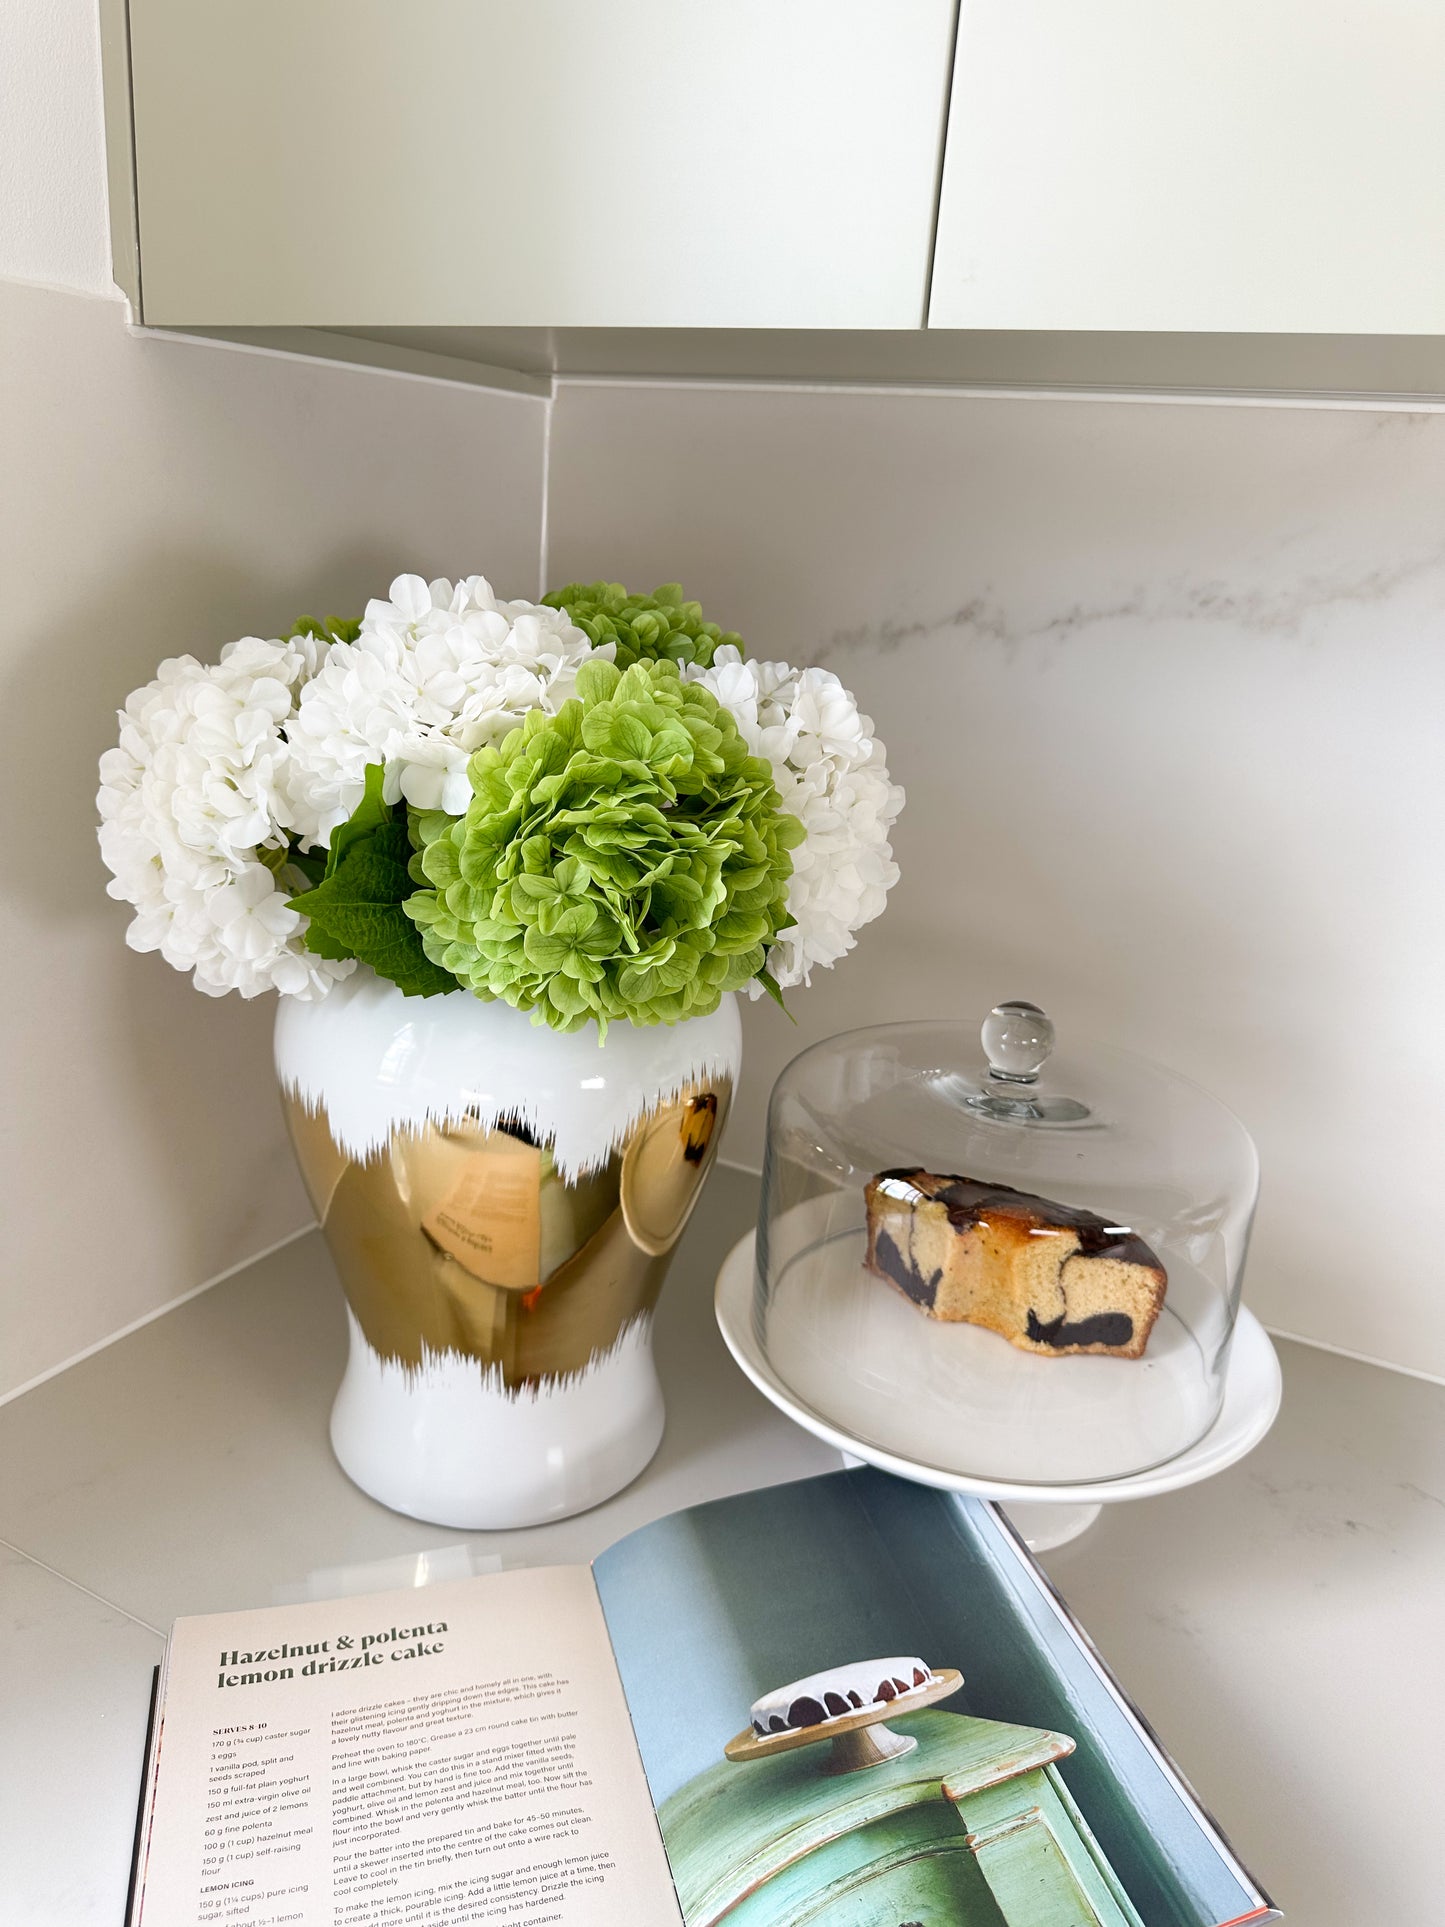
[[98, 574, 903, 1031]]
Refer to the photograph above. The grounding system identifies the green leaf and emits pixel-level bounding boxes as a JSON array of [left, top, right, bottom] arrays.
[[324, 762, 392, 879], [755, 968, 794, 1019], [286, 842, 328, 889], [288, 774, 457, 998], [295, 919, 353, 961]]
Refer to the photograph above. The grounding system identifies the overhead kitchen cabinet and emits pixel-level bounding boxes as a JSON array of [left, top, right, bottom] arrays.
[[929, 0, 1445, 333], [118, 0, 957, 328], [109, 0, 1445, 390]]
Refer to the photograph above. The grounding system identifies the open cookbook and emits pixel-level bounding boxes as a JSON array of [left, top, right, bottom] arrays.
[[128, 1469, 1278, 1927]]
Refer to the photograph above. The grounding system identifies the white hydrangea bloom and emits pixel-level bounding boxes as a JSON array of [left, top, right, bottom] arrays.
[[283, 573, 608, 848], [690, 647, 904, 990], [97, 633, 351, 1000]]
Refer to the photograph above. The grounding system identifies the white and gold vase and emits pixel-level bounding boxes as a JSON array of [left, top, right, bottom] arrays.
[[274, 968, 740, 1529]]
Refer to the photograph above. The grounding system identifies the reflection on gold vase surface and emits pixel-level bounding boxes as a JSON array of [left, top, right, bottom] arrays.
[[284, 1079, 732, 1394], [274, 972, 743, 1525]]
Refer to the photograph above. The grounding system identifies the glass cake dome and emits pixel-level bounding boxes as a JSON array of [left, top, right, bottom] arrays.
[[754, 1001, 1259, 1485]]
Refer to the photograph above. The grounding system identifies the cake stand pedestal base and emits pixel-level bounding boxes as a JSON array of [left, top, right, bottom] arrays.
[[819, 1724, 918, 1775], [844, 1461, 1104, 1549], [999, 1500, 1104, 1551]]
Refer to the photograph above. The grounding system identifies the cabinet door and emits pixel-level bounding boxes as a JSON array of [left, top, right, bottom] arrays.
[[930, 0, 1445, 332], [127, 0, 955, 328]]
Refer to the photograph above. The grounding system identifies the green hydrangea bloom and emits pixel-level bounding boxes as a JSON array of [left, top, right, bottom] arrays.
[[404, 658, 801, 1032], [542, 581, 743, 671]]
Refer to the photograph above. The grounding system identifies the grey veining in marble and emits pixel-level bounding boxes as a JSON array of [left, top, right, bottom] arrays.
[[548, 382, 1445, 1380], [817, 531, 1445, 659]]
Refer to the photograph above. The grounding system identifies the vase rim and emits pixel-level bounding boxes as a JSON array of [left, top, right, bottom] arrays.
[[274, 968, 742, 1179]]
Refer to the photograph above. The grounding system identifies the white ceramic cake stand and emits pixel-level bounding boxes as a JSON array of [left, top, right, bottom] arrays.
[[714, 1229, 1282, 1550]]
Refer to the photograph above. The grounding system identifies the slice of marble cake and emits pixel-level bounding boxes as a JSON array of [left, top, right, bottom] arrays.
[[863, 1169, 1166, 1359]]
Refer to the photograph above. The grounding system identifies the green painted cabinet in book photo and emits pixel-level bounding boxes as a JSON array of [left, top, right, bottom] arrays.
[[661, 1708, 1143, 1927]]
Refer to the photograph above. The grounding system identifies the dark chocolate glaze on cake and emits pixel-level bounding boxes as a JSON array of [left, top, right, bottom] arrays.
[[877, 1170, 1162, 1272]]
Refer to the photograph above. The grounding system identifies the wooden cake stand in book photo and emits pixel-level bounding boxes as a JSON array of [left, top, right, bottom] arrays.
[[723, 1667, 965, 1776]]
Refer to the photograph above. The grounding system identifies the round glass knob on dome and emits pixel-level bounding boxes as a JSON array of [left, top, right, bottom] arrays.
[[754, 1001, 1259, 1486], [982, 999, 1054, 1077]]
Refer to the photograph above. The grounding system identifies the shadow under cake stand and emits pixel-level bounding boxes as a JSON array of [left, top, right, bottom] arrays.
[[724, 1669, 965, 1776], [714, 1228, 1282, 1550]]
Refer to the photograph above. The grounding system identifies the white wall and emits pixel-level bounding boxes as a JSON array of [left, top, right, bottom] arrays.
[[0, 281, 547, 1399], [549, 381, 1445, 1380], [0, 0, 550, 1402]]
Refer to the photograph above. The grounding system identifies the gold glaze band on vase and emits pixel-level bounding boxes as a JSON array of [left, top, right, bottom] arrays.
[[284, 1077, 732, 1393]]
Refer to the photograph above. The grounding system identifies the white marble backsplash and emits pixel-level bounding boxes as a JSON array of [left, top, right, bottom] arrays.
[[550, 384, 1445, 1379]]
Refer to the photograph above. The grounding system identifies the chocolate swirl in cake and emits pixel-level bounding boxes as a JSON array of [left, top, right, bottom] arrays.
[[864, 1168, 1167, 1359]]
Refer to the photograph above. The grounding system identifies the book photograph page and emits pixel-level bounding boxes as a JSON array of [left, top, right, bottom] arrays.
[[132, 1565, 679, 1927], [592, 1469, 1272, 1927]]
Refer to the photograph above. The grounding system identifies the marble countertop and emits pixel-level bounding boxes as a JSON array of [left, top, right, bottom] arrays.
[[2, 1165, 1440, 1927]]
